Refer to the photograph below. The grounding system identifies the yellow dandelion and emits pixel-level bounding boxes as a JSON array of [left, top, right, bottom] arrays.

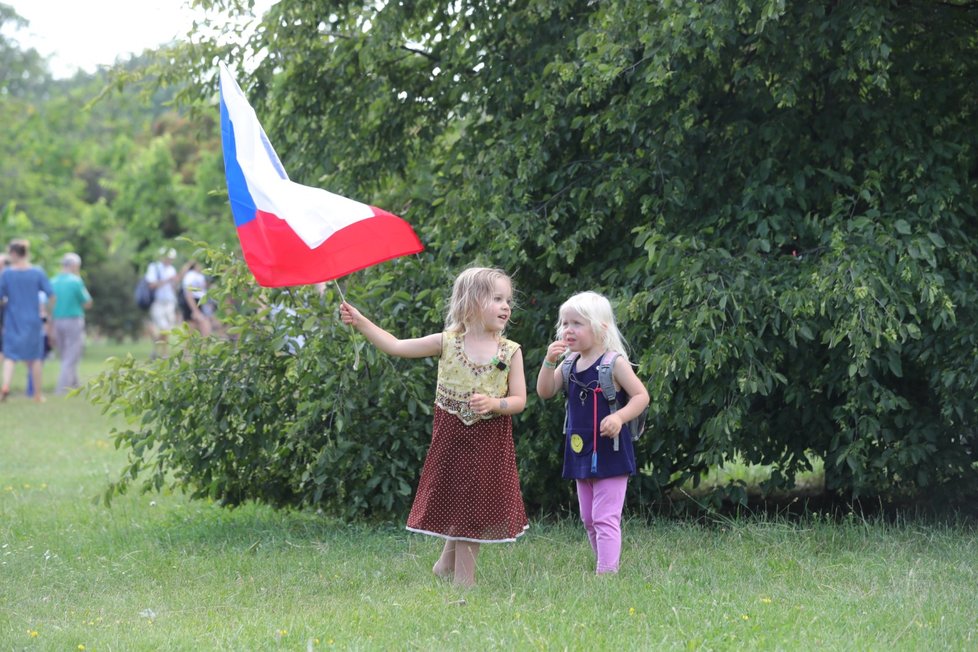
[[628, 607, 636, 616], [760, 597, 772, 604], [78, 645, 86, 651], [741, 614, 750, 621], [28, 629, 39, 638]]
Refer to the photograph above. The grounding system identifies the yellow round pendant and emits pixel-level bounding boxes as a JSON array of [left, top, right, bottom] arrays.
[[570, 434, 584, 453]]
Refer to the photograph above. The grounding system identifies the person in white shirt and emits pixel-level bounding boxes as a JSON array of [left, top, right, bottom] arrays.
[[146, 247, 181, 359]]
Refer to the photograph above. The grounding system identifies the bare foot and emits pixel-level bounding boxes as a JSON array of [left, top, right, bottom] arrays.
[[432, 563, 453, 580], [452, 575, 476, 589]]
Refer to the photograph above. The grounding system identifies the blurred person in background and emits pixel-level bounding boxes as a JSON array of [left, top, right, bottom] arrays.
[[0, 252, 8, 370], [145, 247, 181, 359], [180, 261, 213, 336], [50, 253, 93, 395], [26, 290, 52, 398], [0, 240, 54, 403]]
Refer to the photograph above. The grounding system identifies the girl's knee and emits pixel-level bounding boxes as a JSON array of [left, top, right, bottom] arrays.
[[591, 512, 621, 532]]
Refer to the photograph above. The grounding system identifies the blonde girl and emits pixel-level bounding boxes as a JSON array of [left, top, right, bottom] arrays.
[[536, 291, 649, 574], [340, 267, 528, 587]]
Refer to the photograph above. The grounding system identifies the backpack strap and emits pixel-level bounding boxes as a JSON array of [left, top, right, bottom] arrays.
[[560, 352, 580, 397], [559, 352, 579, 437], [597, 351, 622, 409], [597, 351, 624, 452]]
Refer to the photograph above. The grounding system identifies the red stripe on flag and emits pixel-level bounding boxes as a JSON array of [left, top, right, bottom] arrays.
[[237, 209, 423, 287]]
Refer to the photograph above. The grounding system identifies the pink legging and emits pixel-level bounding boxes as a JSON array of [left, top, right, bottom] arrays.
[[575, 475, 629, 574]]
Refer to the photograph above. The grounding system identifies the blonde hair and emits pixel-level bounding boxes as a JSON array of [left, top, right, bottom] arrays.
[[557, 291, 630, 361], [444, 266, 513, 333]]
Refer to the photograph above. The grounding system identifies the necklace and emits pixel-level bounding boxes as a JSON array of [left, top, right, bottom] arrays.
[[569, 374, 599, 406]]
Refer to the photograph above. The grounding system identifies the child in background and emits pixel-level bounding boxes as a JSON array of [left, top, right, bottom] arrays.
[[180, 261, 212, 336], [340, 267, 528, 587], [536, 291, 649, 574]]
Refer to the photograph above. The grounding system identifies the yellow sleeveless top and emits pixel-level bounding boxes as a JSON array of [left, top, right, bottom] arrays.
[[435, 331, 520, 426]]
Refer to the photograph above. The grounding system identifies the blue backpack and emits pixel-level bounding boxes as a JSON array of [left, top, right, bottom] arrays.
[[560, 351, 648, 443], [134, 278, 154, 311], [134, 262, 161, 311]]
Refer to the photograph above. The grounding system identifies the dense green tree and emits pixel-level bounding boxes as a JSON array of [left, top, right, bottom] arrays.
[[0, 3, 49, 97], [93, 0, 978, 515], [0, 7, 238, 339]]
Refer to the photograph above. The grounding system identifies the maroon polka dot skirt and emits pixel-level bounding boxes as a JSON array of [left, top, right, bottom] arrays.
[[407, 406, 529, 543]]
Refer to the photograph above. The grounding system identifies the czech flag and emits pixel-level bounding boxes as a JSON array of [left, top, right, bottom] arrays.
[[219, 63, 424, 287]]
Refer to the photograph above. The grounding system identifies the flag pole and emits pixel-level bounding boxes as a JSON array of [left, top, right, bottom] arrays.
[[333, 279, 360, 370], [332, 279, 347, 304]]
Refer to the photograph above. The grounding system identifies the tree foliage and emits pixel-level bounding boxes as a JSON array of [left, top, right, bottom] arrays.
[[88, 246, 441, 518], [91, 0, 978, 515], [0, 2, 49, 97], [0, 5, 239, 340]]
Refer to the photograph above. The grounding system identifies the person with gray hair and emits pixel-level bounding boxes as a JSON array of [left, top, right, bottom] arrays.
[[49, 252, 93, 395]]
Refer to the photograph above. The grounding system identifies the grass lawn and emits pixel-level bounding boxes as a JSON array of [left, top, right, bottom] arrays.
[[1, 340, 976, 650]]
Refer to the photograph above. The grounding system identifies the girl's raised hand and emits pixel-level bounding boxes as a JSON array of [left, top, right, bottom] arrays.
[[339, 302, 362, 327], [545, 340, 568, 364]]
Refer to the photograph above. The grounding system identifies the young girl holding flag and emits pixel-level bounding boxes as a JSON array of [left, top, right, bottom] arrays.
[[340, 267, 528, 587], [536, 291, 649, 574]]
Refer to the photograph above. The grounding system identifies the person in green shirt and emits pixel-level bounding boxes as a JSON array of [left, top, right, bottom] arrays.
[[49, 253, 92, 395]]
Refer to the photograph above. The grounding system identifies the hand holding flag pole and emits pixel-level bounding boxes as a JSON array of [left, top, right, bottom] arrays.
[[331, 279, 361, 370]]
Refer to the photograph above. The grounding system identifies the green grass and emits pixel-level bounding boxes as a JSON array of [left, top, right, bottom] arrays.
[[0, 338, 153, 397], [2, 341, 977, 650]]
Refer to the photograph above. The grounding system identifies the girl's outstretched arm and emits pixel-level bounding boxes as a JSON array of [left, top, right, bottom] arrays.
[[339, 301, 441, 358]]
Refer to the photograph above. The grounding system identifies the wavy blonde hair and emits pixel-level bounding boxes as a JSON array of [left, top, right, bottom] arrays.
[[557, 291, 630, 361], [444, 266, 513, 334]]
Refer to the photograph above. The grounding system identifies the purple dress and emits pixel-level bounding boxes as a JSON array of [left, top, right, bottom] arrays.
[[562, 356, 637, 479], [0, 267, 54, 360]]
